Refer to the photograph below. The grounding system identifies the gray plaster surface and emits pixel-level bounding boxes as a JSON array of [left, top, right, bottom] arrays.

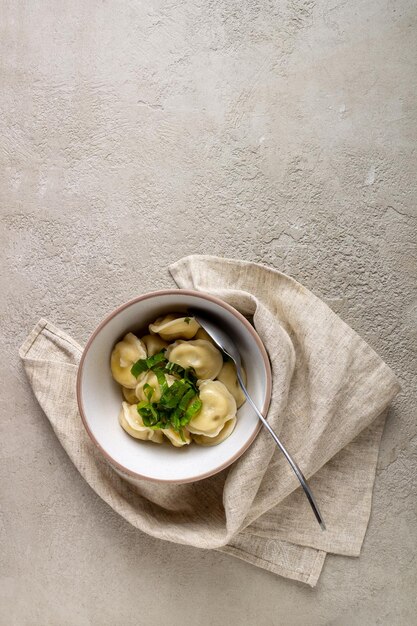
[[1, 1, 416, 624]]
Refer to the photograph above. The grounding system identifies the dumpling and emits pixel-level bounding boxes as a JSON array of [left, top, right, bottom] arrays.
[[135, 371, 176, 402], [141, 334, 168, 357], [187, 380, 236, 437], [194, 327, 216, 345], [111, 333, 147, 388], [166, 339, 223, 380], [149, 314, 200, 341], [192, 418, 237, 446], [122, 386, 139, 404], [216, 361, 247, 408], [163, 427, 191, 447], [118, 402, 163, 443]]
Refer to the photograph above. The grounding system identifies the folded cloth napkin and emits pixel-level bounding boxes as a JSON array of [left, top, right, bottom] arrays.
[[19, 256, 400, 586]]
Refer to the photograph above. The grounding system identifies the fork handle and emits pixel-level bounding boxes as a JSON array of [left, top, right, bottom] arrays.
[[236, 372, 326, 530]]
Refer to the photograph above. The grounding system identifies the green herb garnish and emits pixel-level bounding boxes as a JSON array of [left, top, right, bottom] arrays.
[[131, 350, 167, 378], [132, 349, 202, 433], [142, 383, 154, 402], [153, 368, 168, 394], [164, 361, 184, 376], [184, 396, 202, 422], [184, 317, 191, 324], [164, 361, 198, 390], [158, 379, 189, 409], [130, 359, 148, 378]]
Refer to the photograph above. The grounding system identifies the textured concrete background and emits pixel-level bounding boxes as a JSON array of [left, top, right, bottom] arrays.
[[1, 1, 416, 624]]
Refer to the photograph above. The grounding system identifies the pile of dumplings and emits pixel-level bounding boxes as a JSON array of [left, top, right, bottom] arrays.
[[110, 313, 246, 447]]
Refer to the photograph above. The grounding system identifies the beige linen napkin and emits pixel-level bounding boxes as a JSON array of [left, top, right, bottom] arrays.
[[19, 256, 400, 586]]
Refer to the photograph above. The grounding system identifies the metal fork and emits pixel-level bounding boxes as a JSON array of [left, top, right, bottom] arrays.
[[189, 309, 325, 530]]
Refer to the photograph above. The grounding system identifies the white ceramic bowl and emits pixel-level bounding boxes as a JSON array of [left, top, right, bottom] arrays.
[[76, 290, 272, 484]]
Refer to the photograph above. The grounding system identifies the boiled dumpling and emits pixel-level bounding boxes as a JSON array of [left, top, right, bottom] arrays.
[[163, 427, 191, 447], [122, 386, 139, 404], [187, 380, 236, 437], [141, 334, 168, 357], [166, 339, 223, 380], [149, 314, 200, 341], [194, 327, 216, 345], [119, 402, 163, 443], [111, 333, 147, 388], [135, 371, 177, 402], [192, 417, 237, 446], [216, 361, 247, 408]]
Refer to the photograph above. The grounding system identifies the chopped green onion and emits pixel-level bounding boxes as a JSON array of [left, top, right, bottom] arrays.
[[143, 383, 154, 402], [171, 414, 181, 432], [131, 359, 149, 378], [158, 379, 189, 409], [178, 388, 196, 412], [131, 347, 203, 435], [170, 388, 195, 423], [138, 401, 160, 427], [153, 368, 168, 393], [131, 350, 167, 378], [164, 362, 197, 389], [164, 361, 184, 376], [184, 317, 191, 324], [146, 351, 167, 367], [184, 396, 202, 421], [183, 367, 198, 389]]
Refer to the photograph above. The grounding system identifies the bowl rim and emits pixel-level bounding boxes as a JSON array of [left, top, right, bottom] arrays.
[[76, 289, 272, 483]]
